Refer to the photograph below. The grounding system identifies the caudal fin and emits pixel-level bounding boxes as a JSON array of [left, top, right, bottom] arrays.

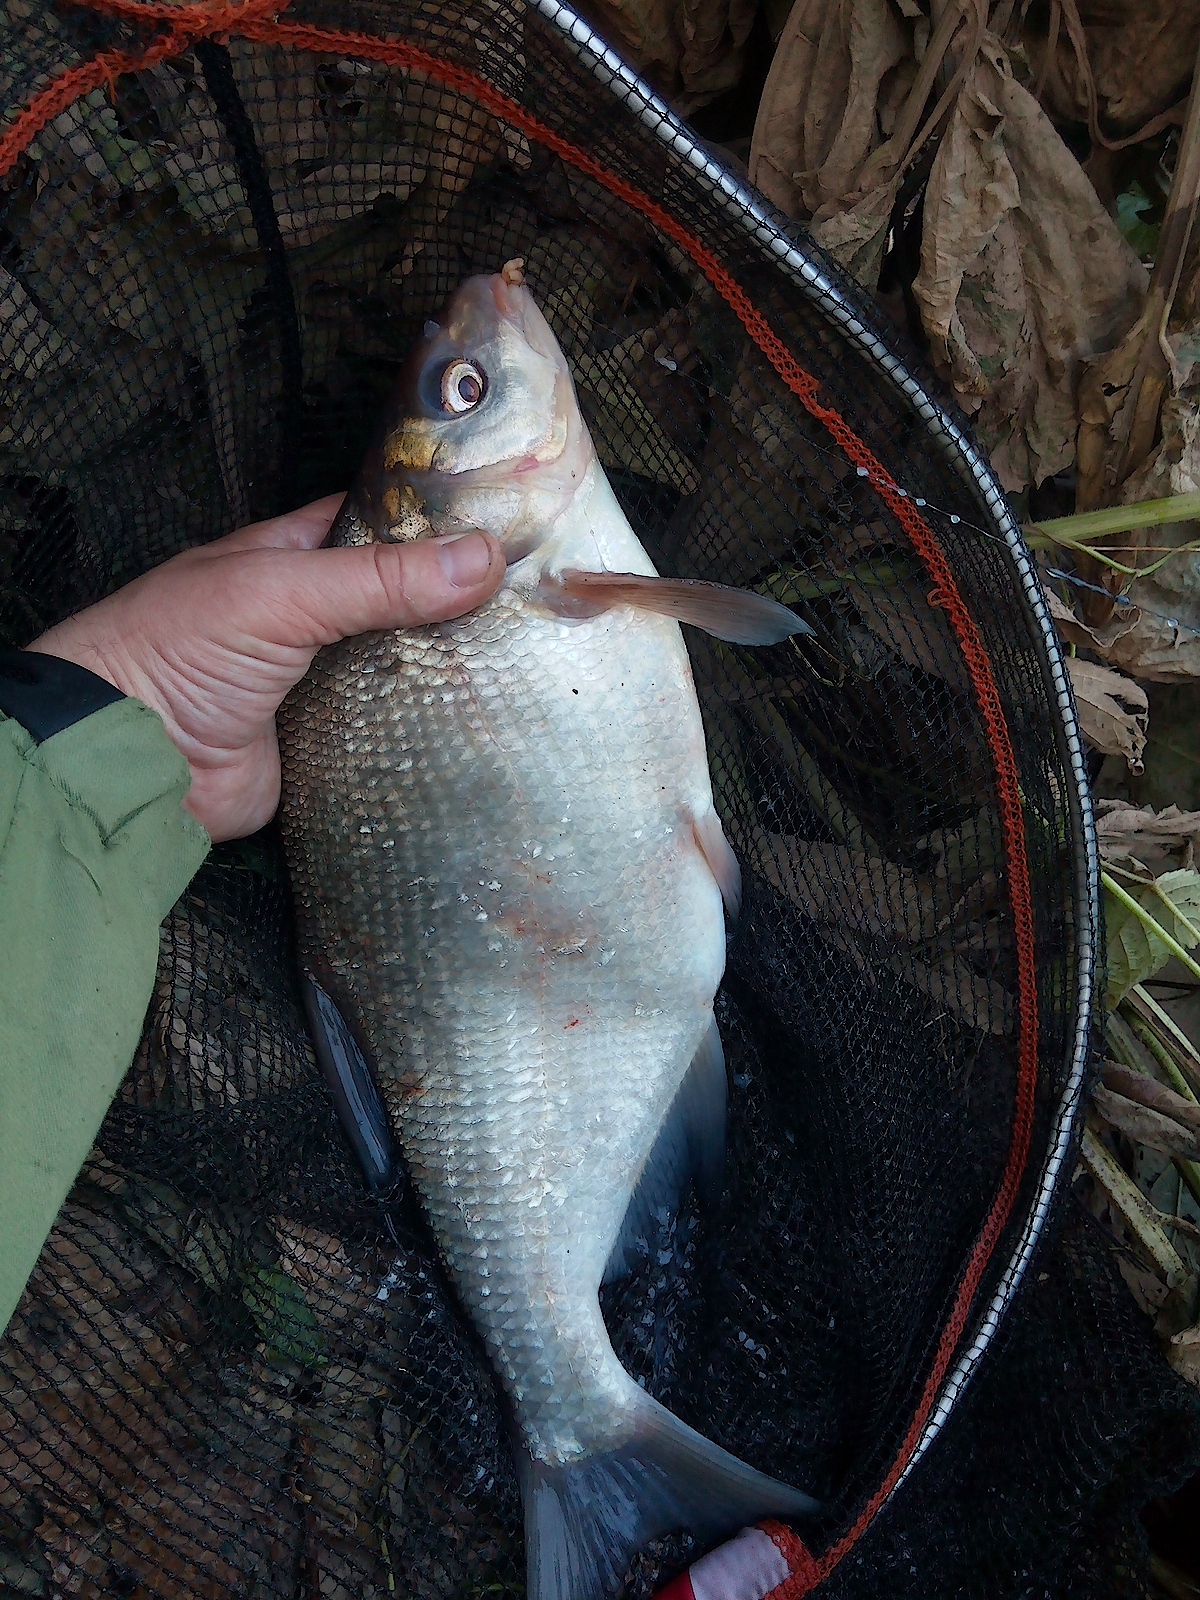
[[523, 1392, 819, 1600]]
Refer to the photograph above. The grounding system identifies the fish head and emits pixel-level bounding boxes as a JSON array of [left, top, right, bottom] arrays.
[[347, 261, 593, 558]]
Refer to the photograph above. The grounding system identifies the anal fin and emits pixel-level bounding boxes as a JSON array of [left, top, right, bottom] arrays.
[[603, 1020, 727, 1284]]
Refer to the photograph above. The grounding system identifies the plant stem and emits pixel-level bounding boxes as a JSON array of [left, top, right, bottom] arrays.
[[1080, 1126, 1190, 1285], [1120, 1003, 1200, 1207], [1129, 985, 1200, 1097], [1155, 878, 1200, 947], [1102, 870, 1200, 988], [1125, 1007, 1200, 1105], [1026, 490, 1200, 547]]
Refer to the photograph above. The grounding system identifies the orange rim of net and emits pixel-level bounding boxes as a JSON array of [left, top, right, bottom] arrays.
[[0, 2, 1040, 1589]]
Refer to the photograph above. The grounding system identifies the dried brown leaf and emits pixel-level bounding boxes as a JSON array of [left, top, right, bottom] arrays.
[[883, 948, 1013, 1036], [669, 381, 854, 593], [808, 183, 897, 287], [0, 264, 82, 377], [1065, 656, 1148, 770], [752, 0, 999, 286], [749, 0, 909, 220], [229, 40, 324, 195], [1028, 0, 1200, 141], [1068, 39, 1200, 620], [678, 0, 761, 109], [752, 834, 942, 942], [1075, 350, 1200, 672], [1091, 1084, 1200, 1159], [1115, 1252, 1175, 1316], [848, 568, 974, 693], [574, 353, 698, 492], [572, 0, 759, 115], [569, 312, 707, 492], [1096, 594, 1200, 683], [411, 76, 502, 199], [1168, 1322, 1200, 1388], [751, 832, 1011, 1032], [138, 60, 255, 248], [569, 0, 682, 95], [1094, 799, 1200, 873], [748, 0, 825, 220], [727, 357, 857, 500], [1101, 1059, 1200, 1131], [301, 1393, 384, 1540], [912, 38, 1146, 492], [1, 1196, 341, 1592], [1041, 582, 1139, 656], [748, 0, 953, 288], [916, 806, 1007, 884], [275, 156, 424, 245], [1074, 303, 1166, 520], [1043, 566, 1200, 683], [1072, 315, 1189, 627]]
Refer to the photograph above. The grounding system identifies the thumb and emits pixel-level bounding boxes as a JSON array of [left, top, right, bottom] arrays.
[[265, 530, 506, 648]]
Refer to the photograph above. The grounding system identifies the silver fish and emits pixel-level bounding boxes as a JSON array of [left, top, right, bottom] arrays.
[[278, 260, 817, 1600]]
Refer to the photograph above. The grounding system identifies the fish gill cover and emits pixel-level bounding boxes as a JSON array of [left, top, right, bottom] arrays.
[[0, 1, 1196, 1597]]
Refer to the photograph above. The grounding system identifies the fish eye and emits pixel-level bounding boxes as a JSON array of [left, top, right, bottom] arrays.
[[441, 359, 487, 414]]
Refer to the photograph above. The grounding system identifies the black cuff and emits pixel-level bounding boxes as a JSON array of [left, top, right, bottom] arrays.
[[0, 647, 125, 742]]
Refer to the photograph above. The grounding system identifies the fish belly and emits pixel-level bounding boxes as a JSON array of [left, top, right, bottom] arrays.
[[280, 587, 725, 1464]]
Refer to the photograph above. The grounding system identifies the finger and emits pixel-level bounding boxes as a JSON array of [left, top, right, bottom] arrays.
[[209, 493, 347, 556], [263, 530, 505, 647]]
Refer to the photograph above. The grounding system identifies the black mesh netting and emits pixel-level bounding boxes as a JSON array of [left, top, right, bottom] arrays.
[[1, 1, 1199, 1596]]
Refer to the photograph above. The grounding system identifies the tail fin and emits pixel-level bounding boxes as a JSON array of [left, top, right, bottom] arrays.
[[523, 1393, 819, 1600]]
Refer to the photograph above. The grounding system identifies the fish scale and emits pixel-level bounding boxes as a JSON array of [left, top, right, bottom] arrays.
[[278, 263, 815, 1600], [282, 559, 723, 1455]]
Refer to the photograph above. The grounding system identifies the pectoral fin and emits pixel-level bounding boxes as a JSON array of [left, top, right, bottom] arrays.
[[553, 570, 812, 645]]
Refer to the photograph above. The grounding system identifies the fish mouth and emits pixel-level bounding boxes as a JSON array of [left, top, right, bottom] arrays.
[[488, 265, 531, 327], [382, 419, 440, 473]]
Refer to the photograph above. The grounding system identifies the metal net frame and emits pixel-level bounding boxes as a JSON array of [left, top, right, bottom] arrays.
[[2, 2, 1191, 1597]]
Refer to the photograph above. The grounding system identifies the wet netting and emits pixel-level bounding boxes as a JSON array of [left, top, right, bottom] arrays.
[[1, 1, 1199, 1596]]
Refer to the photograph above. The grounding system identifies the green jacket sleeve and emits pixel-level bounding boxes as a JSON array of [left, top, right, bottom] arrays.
[[0, 699, 210, 1332]]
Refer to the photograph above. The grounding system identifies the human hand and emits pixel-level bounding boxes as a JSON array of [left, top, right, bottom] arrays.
[[26, 495, 504, 842]]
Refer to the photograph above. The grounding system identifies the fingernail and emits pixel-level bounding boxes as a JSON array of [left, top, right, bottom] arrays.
[[437, 530, 492, 588]]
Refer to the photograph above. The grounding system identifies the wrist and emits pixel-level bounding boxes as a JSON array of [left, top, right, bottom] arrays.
[[0, 646, 125, 742], [24, 633, 187, 749], [24, 627, 128, 693]]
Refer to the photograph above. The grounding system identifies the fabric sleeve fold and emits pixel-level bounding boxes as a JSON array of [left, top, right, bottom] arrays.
[[0, 699, 210, 1332]]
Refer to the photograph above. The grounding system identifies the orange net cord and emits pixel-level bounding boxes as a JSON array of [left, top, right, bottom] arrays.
[[0, 6, 1040, 1586]]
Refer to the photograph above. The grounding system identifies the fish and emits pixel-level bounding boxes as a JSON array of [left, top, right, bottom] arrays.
[[277, 259, 818, 1600]]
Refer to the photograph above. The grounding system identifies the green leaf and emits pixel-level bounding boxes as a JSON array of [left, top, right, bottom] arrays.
[[1104, 867, 1200, 1008], [241, 1265, 327, 1369], [1115, 181, 1159, 262], [755, 556, 918, 605]]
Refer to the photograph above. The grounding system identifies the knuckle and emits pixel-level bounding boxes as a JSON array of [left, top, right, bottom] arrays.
[[371, 540, 454, 625], [370, 542, 414, 614]]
